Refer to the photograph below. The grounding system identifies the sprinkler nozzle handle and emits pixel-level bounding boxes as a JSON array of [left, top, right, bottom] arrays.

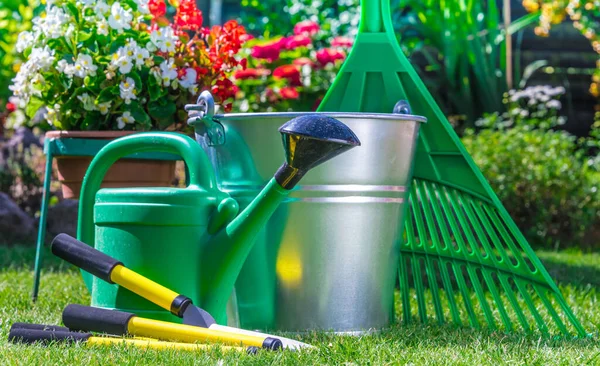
[[51, 234, 122, 284]]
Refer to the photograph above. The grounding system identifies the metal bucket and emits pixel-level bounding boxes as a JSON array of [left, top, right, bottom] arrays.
[[188, 95, 426, 333]]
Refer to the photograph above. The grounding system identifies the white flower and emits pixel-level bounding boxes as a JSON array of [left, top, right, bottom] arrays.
[[97, 101, 112, 115], [30, 46, 55, 71], [35, 6, 70, 39], [108, 3, 133, 33], [80, 0, 95, 5], [159, 58, 178, 86], [179, 68, 197, 91], [150, 27, 178, 53], [77, 93, 97, 111], [15, 31, 34, 53], [45, 104, 61, 126], [97, 18, 110, 36], [119, 77, 137, 104], [134, 0, 150, 14], [547, 100, 562, 109], [111, 49, 134, 74], [73, 53, 98, 78], [520, 110, 529, 118], [133, 46, 150, 67], [95, 0, 110, 15], [117, 111, 135, 129]]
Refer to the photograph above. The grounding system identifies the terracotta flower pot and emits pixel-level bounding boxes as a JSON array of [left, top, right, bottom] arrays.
[[46, 131, 177, 200]]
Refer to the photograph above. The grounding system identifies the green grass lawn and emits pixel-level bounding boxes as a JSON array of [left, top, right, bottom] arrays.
[[0, 246, 599, 365]]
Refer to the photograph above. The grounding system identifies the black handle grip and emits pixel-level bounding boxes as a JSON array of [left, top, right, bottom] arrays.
[[10, 323, 69, 332], [8, 328, 91, 345], [62, 304, 135, 336], [51, 234, 122, 283]]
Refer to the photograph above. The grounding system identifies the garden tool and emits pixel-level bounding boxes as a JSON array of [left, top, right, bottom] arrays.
[[317, 0, 586, 336], [51, 234, 312, 350], [8, 323, 253, 353], [62, 303, 284, 350]]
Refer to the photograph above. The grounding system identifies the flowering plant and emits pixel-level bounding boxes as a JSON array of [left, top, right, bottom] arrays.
[[10, 0, 246, 131], [475, 85, 567, 130], [232, 20, 353, 112]]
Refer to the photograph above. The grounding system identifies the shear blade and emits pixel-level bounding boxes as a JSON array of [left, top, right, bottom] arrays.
[[182, 305, 216, 328]]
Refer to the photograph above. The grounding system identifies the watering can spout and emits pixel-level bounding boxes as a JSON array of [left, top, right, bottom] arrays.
[[201, 115, 361, 322]]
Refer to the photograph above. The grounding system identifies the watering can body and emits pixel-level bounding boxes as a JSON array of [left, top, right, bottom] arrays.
[[77, 132, 240, 324]]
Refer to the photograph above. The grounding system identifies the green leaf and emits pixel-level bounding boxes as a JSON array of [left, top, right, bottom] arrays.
[[129, 71, 143, 90], [148, 75, 165, 102], [25, 97, 44, 118], [127, 101, 150, 124], [77, 31, 93, 43], [96, 85, 118, 103], [148, 99, 176, 120], [81, 111, 101, 130], [65, 2, 79, 23]]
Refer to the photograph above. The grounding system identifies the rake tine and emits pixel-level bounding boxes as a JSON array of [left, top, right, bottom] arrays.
[[482, 269, 514, 332], [426, 182, 464, 325], [410, 254, 428, 323], [437, 186, 471, 256], [398, 251, 412, 324], [420, 181, 448, 323], [440, 259, 463, 326], [533, 286, 570, 336], [514, 280, 549, 336], [550, 291, 587, 337], [498, 274, 531, 333], [483, 205, 530, 270], [451, 262, 480, 329], [456, 192, 499, 264], [470, 202, 513, 266], [446, 189, 497, 329]]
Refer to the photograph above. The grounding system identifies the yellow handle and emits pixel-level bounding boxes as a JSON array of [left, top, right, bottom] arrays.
[[127, 317, 267, 348], [110, 265, 179, 312], [87, 336, 245, 352]]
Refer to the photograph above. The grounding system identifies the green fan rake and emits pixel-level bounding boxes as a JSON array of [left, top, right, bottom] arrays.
[[317, 0, 587, 337]]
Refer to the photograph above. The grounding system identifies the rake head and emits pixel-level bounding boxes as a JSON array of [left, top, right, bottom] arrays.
[[398, 180, 587, 337]]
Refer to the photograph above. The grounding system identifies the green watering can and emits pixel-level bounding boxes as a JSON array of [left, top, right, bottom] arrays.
[[76, 115, 360, 325]]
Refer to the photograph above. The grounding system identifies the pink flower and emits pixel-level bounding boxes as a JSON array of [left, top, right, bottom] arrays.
[[293, 57, 314, 67], [331, 36, 353, 48], [284, 35, 312, 49], [251, 39, 284, 61], [280, 87, 300, 99], [234, 68, 270, 79], [293, 20, 319, 36], [316, 48, 345, 66], [273, 65, 301, 86]]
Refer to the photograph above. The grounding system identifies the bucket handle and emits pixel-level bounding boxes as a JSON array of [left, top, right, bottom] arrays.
[[77, 132, 218, 256]]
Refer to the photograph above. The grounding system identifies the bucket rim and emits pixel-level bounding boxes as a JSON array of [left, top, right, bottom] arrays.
[[209, 111, 427, 123]]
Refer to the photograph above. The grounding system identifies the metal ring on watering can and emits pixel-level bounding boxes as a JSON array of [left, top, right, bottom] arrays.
[[76, 132, 219, 289], [185, 91, 225, 146]]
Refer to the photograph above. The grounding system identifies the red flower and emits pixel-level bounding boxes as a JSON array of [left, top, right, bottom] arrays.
[[316, 48, 345, 66], [331, 36, 353, 48], [293, 57, 314, 67], [280, 87, 300, 100], [175, 0, 203, 31], [251, 39, 283, 62], [234, 68, 270, 80], [5, 102, 16, 113], [273, 65, 301, 86], [284, 35, 312, 50], [294, 20, 319, 36], [148, 0, 166, 18]]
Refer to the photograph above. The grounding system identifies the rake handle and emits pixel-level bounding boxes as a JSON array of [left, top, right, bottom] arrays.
[[360, 0, 394, 33]]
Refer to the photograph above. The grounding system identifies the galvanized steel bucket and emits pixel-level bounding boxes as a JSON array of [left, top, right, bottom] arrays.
[[188, 92, 426, 333]]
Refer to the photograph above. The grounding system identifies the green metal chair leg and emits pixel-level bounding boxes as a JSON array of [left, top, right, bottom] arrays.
[[32, 147, 53, 302]]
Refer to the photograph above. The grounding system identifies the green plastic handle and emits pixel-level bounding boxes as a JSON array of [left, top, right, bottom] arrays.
[[77, 132, 218, 256], [360, 0, 395, 34]]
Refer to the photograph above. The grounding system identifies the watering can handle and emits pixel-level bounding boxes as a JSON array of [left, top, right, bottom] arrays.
[[77, 132, 218, 251]]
